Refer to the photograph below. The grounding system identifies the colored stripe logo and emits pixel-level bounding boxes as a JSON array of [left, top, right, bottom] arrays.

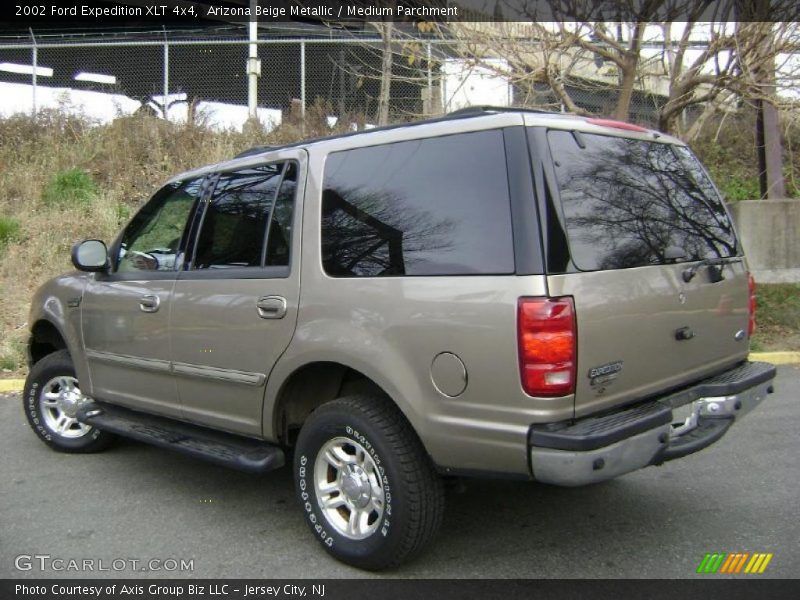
[[697, 552, 773, 574]]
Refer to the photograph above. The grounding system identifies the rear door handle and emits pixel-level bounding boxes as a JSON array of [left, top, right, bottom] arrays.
[[256, 296, 287, 319], [139, 294, 160, 313]]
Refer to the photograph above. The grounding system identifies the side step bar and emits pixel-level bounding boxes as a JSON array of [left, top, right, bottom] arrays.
[[76, 402, 285, 473]]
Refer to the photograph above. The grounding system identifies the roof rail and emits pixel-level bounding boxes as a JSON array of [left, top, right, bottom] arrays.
[[446, 105, 561, 117], [234, 145, 281, 159], [230, 106, 556, 161]]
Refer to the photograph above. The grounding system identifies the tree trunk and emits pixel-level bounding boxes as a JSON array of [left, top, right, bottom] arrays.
[[377, 21, 394, 126], [613, 24, 644, 122], [614, 60, 637, 121]]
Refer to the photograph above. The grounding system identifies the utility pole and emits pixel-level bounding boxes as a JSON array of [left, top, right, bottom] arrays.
[[247, 0, 261, 121], [737, 6, 786, 199], [163, 27, 169, 121], [30, 28, 37, 115], [755, 50, 786, 199]]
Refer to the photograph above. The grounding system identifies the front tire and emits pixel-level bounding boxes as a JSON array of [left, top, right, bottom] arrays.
[[23, 350, 116, 453], [294, 395, 444, 570]]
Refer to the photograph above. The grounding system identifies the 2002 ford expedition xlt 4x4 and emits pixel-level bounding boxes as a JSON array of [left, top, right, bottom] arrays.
[[23, 107, 776, 570]]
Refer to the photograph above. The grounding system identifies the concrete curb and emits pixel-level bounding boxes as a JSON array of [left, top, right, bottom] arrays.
[[749, 351, 800, 365], [0, 351, 797, 394], [0, 379, 25, 393]]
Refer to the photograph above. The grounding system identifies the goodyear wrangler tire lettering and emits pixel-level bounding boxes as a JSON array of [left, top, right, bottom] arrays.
[[293, 395, 444, 570]]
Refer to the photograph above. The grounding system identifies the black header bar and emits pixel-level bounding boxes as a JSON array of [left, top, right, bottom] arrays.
[[3, 579, 800, 600], [2, 0, 799, 29]]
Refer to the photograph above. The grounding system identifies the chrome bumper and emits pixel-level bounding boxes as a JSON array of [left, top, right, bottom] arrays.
[[529, 365, 774, 487]]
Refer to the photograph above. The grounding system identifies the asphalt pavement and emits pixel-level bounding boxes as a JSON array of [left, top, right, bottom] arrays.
[[1, 365, 798, 579]]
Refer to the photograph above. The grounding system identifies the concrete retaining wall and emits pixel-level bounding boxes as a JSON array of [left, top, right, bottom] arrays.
[[728, 199, 800, 283]]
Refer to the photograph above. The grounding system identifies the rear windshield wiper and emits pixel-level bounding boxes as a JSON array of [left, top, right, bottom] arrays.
[[682, 256, 742, 283]]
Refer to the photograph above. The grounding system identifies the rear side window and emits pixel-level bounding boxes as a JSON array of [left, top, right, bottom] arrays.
[[321, 130, 515, 277], [547, 131, 737, 271], [193, 164, 289, 269]]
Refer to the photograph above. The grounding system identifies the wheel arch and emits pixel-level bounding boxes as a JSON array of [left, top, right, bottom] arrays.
[[28, 319, 69, 366], [269, 360, 425, 449]]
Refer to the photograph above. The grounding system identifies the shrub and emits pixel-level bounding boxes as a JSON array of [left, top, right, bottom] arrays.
[[42, 168, 97, 208], [719, 175, 762, 202], [0, 215, 20, 252], [0, 353, 18, 371]]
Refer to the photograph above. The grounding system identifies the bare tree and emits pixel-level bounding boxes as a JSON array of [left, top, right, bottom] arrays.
[[656, 15, 800, 140], [442, 1, 800, 140], [443, 1, 673, 120], [558, 21, 647, 120], [442, 18, 659, 121], [374, 20, 394, 126], [322, 21, 444, 124]]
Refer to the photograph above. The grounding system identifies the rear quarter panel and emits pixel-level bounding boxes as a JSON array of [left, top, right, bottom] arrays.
[[263, 119, 570, 476]]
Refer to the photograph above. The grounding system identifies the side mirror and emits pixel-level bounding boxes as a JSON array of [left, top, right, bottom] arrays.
[[663, 245, 687, 262], [71, 239, 109, 272]]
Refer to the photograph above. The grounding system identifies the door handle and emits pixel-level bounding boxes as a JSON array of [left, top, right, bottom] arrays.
[[139, 294, 160, 313], [256, 296, 287, 319]]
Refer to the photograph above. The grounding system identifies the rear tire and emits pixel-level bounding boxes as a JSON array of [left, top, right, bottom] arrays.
[[23, 350, 116, 453], [294, 395, 444, 570]]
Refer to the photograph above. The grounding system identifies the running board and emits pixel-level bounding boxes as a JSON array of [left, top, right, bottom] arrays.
[[76, 402, 285, 473]]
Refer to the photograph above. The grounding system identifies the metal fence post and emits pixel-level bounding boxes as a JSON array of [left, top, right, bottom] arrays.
[[300, 40, 306, 120], [163, 33, 170, 122], [30, 28, 37, 116], [426, 42, 434, 115]]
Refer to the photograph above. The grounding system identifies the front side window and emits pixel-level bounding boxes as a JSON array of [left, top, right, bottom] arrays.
[[321, 130, 515, 277], [117, 179, 203, 273], [193, 164, 285, 270], [548, 130, 737, 271]]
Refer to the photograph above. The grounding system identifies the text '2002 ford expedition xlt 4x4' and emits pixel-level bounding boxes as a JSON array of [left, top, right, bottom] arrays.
[[24, 107, 775, 570]]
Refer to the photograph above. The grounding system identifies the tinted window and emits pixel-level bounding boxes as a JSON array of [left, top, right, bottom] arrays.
[[194, 165, 282, 269], [321, 130, 514, 277], [548, 131, 737, 271], [117, 179, 203, 273], [265, 162, 296, 267]]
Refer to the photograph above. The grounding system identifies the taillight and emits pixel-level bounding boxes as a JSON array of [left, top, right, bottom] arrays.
[[517, 297, 576, 397], [748, 273, 757, 337]]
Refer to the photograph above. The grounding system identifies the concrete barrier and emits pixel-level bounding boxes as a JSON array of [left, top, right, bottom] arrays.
[[728, 199, 800, 283]]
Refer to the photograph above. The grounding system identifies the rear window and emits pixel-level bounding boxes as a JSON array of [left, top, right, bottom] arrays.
[[547, 130, 737, 271], [321, 130, 515, 277]]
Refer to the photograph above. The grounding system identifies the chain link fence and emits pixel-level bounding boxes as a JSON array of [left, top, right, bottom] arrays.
[[0, 29, 685, 130]]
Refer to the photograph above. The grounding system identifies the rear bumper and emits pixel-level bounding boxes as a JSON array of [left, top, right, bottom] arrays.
[[528, 361, 776, 486]]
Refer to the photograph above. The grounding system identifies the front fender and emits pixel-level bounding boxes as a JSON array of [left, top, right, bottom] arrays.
[[28, 273, 92, 389]]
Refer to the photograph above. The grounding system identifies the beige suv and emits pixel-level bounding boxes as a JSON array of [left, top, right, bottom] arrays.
[[23, 108, 776, 569]]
